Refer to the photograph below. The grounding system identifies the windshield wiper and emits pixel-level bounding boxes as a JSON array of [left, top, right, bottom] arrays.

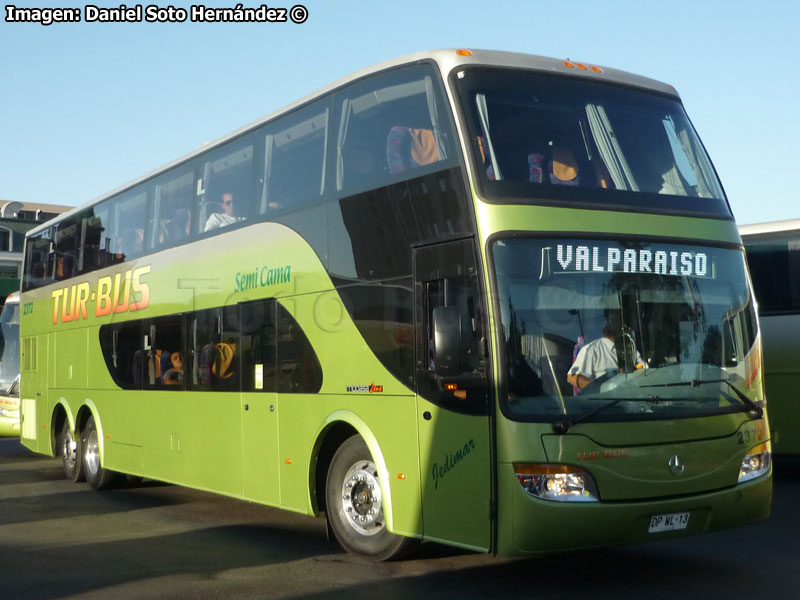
[[552, 395, 664, 434], [640, 378, 764, 419]]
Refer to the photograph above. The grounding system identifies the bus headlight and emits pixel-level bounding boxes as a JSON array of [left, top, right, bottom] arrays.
[[738, 443, 771, 483], [514, 463, 599, 502]]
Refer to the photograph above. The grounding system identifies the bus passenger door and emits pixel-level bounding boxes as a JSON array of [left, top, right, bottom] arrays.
[[239, 299, 280, 505], [413, 239, 492, 552]]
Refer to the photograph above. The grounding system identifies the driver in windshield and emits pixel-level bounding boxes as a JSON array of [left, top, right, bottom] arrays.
[[567, 311, 643, 392]]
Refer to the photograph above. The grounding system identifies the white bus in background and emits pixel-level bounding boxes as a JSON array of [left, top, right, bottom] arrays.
[[0, 291, 20, 436], [740, 219, 800, 454]]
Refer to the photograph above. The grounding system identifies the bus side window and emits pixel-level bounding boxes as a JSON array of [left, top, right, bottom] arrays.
[[23, 233, 52, 291], [334, 64, 452, 197], [80, 204, 113, 273], [745, 234, 800, 314], [258, 98, 330, 216], [110, 188, 148, 264], [414, 239, 488, 414], [276, 302, 322, 394], [189, 306, 239, 391], [144, 316, 185, 389], [150, 165, 195, 251], [99, 322, 142, 389], [52, 219, 79, 281], [197, 134, 255, 235], [239, 299, 277, 392]]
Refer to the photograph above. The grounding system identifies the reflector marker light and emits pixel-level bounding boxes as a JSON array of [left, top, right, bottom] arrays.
[[563, 60, 603, 73]]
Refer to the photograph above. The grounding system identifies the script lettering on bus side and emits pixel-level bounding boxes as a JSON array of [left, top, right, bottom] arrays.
[[431, 438, 476, 490], [51, 266, 151, 324], [234, 264, 291, 293]]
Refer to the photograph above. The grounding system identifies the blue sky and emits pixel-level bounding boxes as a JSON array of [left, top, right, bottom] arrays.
[[1, 0, 797, 225]]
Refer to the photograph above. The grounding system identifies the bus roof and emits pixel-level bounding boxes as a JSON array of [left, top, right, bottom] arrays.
[[27, 48, 679, 238], [739, 218, 800, 237]]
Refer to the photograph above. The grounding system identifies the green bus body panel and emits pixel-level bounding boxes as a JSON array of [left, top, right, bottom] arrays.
[[241, 391, 280, 505], [20, 222, 425, 538], [54, 328, 88, 389], [415, 397, 491, 552], [760, 314, 800, 454], [497, 411, 755, 458], [473, 201, 742, 247], [540, 418, 768, 500]]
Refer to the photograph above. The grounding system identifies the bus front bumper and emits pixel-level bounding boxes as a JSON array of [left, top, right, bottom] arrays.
[[497, 464, 772, 556]]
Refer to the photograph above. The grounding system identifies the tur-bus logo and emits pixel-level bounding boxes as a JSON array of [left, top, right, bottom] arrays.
[[50, 266, 151, 324]]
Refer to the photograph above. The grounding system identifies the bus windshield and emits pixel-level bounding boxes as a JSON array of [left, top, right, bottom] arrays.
[[492, 238, 758, 422], [0, 295, 20, 393], [455, 68, 729, 217]]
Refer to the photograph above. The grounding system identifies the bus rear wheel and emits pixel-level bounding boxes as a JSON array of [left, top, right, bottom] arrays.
[[325, 436, 413, 561], [60, 419, 84, 482], [81, 416, 117, 490]]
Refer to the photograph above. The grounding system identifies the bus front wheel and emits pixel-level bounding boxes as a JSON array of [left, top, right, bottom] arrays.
[[60, 419, 84, 483], [81, 416, 117, 490], [325, 436, 412, 561]]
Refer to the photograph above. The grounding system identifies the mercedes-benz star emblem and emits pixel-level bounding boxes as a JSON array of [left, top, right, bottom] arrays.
[[668, 455, 685, 476]]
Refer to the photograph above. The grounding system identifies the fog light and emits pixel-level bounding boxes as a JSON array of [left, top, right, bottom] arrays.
[[738, 443, 771, 483], [514, 463, 599, 502]]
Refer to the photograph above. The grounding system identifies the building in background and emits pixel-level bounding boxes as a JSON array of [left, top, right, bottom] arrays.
[[0, 200, 71, 304]]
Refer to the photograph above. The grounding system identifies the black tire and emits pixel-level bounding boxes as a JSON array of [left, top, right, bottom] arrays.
[[325, 436, 413, 560], [59, 419, 85, 483], [81, 416, 118, 490]]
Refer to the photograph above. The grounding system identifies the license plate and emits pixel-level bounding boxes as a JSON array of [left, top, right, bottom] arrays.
[[648, 512, 690, 533]]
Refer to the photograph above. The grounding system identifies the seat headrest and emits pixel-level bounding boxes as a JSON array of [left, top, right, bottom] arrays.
[[552, 147, 579, 182]]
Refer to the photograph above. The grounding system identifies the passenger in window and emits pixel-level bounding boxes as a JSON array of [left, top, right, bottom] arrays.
[[386, 126, 439, 174], [204, 192, 242, 231], [528, 145, 580, 186], [163, 351, 185, 385], [197, 342, 236, 386], [170, 208, 191, 241], [214, 342, 236, 381], [119, 227, 144, 258], [567, 312, 643, 392]]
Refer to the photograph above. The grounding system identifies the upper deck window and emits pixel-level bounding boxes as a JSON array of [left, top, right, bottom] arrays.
[[333, 64, 455, 197], [453, 68, 730, 218]]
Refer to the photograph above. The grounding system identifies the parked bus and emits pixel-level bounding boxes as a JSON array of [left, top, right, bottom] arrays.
[[19, 49, 771, 559], [0, 291, 20, 436], [740, 219, 800, 454]]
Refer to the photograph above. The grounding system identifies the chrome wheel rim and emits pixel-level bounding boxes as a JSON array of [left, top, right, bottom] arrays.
[[84, 429, 100, 478], [340, 460, 384, 536], [62, 428, 78, 470]]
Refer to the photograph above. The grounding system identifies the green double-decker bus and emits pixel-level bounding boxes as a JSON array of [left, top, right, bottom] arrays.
[[20, 49, 771, 559]]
